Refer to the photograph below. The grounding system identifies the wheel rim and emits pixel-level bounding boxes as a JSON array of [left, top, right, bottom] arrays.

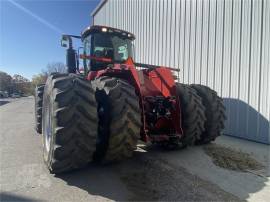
[[44, 97, 52, 153]]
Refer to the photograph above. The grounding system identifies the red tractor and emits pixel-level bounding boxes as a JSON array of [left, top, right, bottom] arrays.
[[35, 25, 226, 173]]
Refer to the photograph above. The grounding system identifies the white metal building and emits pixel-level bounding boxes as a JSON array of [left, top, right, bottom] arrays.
[[92, 0, 270, 144]]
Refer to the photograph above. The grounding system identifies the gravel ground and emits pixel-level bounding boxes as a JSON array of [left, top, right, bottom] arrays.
[[0, 97, 242, 201], [118, 152, 241, 201], [204, 143, 264, 172]]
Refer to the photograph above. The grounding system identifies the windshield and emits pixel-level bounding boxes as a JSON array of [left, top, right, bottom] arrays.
[[83, 33, 133, 71]]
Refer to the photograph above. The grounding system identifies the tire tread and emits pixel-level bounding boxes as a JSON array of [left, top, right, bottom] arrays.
[[43, 74, 98, 173]]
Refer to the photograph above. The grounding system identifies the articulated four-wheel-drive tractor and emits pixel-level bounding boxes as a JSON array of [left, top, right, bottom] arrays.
[[35, 25, 226, 173]]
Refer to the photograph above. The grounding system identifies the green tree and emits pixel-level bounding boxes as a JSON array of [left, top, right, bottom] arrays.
[[32, 73, 47, 87], [12, 74, 33, 95]]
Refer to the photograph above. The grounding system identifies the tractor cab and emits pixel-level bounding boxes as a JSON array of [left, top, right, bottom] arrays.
[[61, 25, 135, 74], [81, 26, 135, 71]]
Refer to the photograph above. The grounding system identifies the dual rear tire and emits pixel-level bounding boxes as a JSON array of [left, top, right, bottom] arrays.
[[92, 76, 142, 163], [190, 84, 226, 144], [176, 83, 226, 145], [176, 84, 206, 146], [41, 73, 98, 173]]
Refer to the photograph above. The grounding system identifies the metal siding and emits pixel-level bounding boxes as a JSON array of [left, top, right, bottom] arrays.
[[110, 0, 113, 27], [189, 0, 196, 84], [259, 0, 270, 142], [133, 0, 137, 61], [171, 0, 177, 78], [214, 0, 224, 94], [166, 0, 171, 67], [179, 0, 186, 82], [194, 0, 203, 84], [145, 0, 150, 63], [151, 0, 155, 64], [158, 0, 164, 66], [152, 0, 156, 65], [92, 0, 270, 144], [201, 0, 210, 86], [184, 0, 191, 83], [238, 0, 251, 138], [247, 0, 261, 140], [260, 0, 270, 143], [136, 0, 140, 62], [230, 0, 241, 136], [137, 0, 142, 62], [208, 0, 214, 87], [175, 0, 181, 80]]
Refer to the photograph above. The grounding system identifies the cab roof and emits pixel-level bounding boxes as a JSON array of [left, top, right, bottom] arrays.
[[81, 25, 135, 40]]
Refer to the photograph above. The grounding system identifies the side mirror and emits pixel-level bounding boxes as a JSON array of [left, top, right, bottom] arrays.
[[61, 36, 69, 48]]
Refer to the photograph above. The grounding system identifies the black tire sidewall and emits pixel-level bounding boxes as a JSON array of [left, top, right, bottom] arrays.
[[34, 85, 45, 134], [176, 83, 206, 146], [41, 74, 98, 173], [92, 77, 141, 162]]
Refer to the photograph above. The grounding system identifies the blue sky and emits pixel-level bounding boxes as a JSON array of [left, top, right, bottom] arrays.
[[0, 0, 99, 79]]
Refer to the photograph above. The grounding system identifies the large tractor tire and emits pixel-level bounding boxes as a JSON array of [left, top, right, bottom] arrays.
[[92, 76, 141, 162], [35, 84, 45, 134], [190, 84, 226, 144], [176, 83, 206, 147], [42, 73, 98, 173]]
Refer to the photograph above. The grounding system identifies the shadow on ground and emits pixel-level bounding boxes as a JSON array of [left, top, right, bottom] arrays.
[[55, 162, 132, 201], [0, 192, 39, 202], [54, 143, 268, 201], [0, 100, 10, 106]]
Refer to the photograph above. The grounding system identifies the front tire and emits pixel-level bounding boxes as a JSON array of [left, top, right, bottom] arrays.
[[42, 73, 98, 173], [92, 77, 142, 162]]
